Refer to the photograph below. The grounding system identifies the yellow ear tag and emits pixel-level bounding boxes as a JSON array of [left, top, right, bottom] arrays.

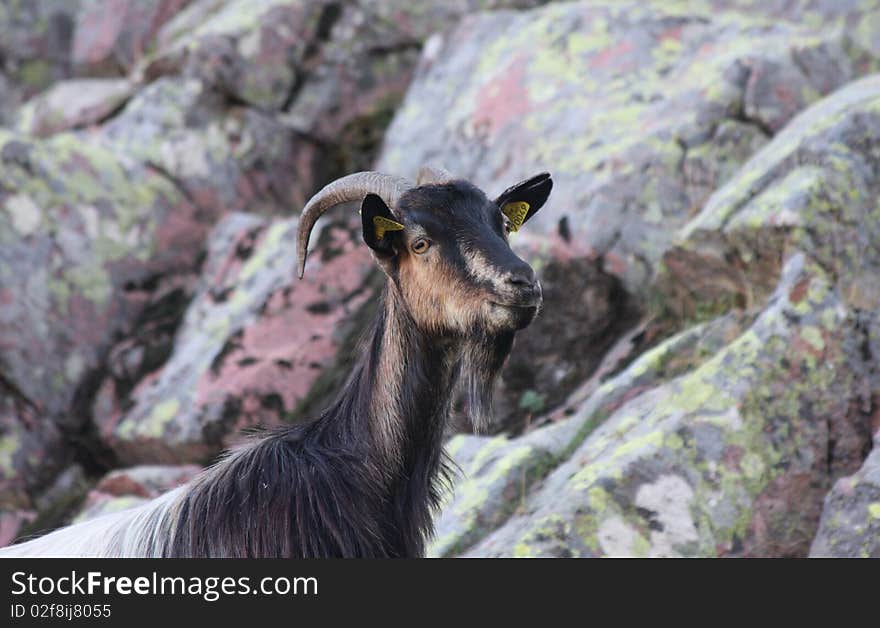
[[373, 215, 405, 240], [502, 201, 530, 232]]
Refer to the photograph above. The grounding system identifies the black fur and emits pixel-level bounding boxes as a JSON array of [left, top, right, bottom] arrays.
[[160, 175, 551, 558], [163, 287, 459, 557]]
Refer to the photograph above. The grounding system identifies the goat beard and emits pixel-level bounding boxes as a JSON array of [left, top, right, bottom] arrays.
[[458, 330, 515, 433]]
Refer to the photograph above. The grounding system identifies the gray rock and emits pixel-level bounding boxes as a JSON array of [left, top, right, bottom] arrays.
[[810, 439, 880, 558], [466, 255, 872, 556], [378, 0, 879, 294], [15, 78, 134, 136]]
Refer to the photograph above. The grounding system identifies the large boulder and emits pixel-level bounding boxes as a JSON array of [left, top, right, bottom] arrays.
[[71, 0, 193, 77], [0, 128, 212, 532], [284, 0, 551, 169], [660, 75, 880, 321], [91, 76, 311, 214], [465, 255, 872, 556], [131, 0, 557, 207], [95, 212, 378, 464], [144, 0, 326, 110], [810, 437, 880, 558], [15, 78, 134, 137], [431, 426, 568, 558], [378, 1, 879, 293], [0, 131, 208, 423], [432, 311, 745, 556]]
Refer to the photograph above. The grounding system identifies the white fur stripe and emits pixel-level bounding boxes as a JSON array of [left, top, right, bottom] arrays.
[[0, 487, 184, 558]]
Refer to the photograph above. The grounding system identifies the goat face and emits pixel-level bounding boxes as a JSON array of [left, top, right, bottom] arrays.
[[360, 174, 552, 336]]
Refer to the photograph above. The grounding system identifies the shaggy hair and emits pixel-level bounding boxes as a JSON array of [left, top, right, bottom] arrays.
[[164, 287, 462, 557]]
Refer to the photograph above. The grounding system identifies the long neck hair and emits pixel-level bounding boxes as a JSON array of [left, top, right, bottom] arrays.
[[166, 280, 513, 557], [0, 280, 515, 558]]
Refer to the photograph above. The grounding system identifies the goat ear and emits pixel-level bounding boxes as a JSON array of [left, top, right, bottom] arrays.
[[361, 193, 403, 256], [494, 172, 552, 232]]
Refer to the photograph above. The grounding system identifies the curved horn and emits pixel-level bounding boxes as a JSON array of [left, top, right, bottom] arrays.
[[417, 164, 456, 185], [296, 172, 411, 278]]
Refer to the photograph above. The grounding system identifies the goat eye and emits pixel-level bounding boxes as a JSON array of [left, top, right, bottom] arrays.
[[411, 238, 430, 254]]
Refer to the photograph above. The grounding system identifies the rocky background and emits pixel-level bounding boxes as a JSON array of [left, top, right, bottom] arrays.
[[1, 0, 879, 557]]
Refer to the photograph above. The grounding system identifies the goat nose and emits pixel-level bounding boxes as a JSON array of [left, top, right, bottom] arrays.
[[505, 268, 537, 289], [506, 273, 534, 288]]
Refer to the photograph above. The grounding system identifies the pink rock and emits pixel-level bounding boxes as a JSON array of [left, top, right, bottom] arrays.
[[74, 464, 201, 523], [94, 464, 202, 498], [72, 0, 193, 76], [98, 214, 377, 464]]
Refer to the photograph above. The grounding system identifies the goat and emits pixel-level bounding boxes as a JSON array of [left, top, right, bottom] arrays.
[[0, 166, 553, 557]]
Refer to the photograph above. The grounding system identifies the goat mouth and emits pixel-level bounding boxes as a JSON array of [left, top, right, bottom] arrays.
[[487, 300, 540, 329], [489, 301, 539, 310]]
